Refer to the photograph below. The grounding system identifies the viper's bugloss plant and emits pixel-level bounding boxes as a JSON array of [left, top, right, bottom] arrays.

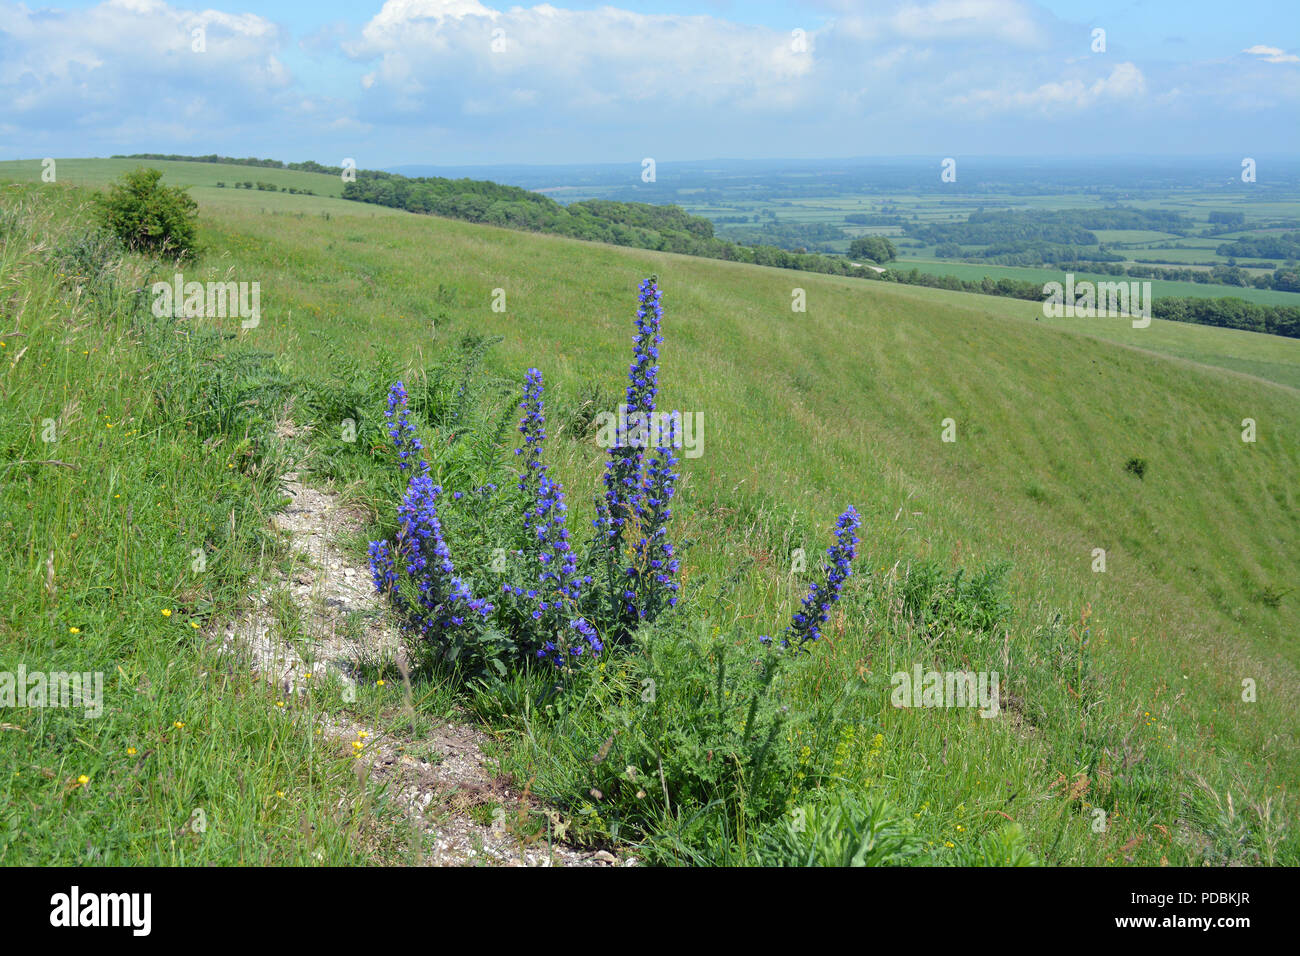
[[591, 276, 684, 628], [595, 276, 664, 547], [516, 368, 547, 509], [518, 375, 583, 604], [631, 412, 681, 619], [384, 381, 425, 474], [395, 474, 495, 630], [369, 384, 493, 649], [762, 506, 861, 648], [503, 367, 600, 666], [368, 278, 857, 681]]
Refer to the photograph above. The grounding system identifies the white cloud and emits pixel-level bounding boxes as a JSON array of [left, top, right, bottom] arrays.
[[1242, 44, 1300, 64], [0, 0, 291, 133], [889, 0, 1046, 46], [344, 0, 817, 118], [953, 62, 1147, 113]]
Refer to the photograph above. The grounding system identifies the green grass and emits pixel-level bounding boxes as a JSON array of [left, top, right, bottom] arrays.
[[197, 177, 1298, 864], [874, 281, 1300, 390], [3, 164, 1297, 866], [0, 184, 408, 863]]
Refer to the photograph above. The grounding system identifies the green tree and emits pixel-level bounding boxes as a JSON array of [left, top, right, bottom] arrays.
[[94, 168, 199, 259], [848, 236, 897, 263]]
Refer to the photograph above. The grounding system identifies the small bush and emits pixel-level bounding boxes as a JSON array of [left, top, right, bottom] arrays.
[[898, 559, 1012, 640], [94, 167, 199, 259], [1124, 456, 1147, 479]]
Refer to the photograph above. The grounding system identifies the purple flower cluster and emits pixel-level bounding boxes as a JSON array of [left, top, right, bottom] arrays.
[[504, 471, 586, 612], [631, 413, 681, 617], [590, 277, 683, 626], [369, 382, 492, 640], [368, 539, 398, 600], [515, 368, 547, 513], [385, 381, 426, 473], [596, 277, 664, 544], [372, 474, 493, 634], [626, 278, 663, 420], [508, 368, 599, 663], [536, 617, 604, 668], [761, 506, 860, 648]]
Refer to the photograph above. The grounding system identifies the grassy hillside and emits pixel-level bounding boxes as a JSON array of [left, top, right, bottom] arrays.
[[2, 164, 1296, 865], [0, 183, 380, 863], [0, 158, 393, 218], [874, 281, 1300, 391]]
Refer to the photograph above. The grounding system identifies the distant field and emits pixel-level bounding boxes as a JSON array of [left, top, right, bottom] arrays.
[[1125, 248, 1224, 263], [895, 258, 1300, 306], [671, 187, 1300, 304], [1091, 229, 1181, 243]]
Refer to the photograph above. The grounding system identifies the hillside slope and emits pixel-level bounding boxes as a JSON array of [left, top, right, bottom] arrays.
[[3, 167, 1296, 864], [197, 173, 1300, 840]]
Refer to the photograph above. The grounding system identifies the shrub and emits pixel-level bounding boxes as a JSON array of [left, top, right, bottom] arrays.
[[94, 167, 199, 259], [1124, 456, 1148, 479]]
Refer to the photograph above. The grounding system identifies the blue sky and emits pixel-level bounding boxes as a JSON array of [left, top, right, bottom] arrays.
[[1, 0, 1297, 166]]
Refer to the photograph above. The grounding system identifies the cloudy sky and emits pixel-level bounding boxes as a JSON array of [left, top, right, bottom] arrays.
[[1, 0, 1297, 166]]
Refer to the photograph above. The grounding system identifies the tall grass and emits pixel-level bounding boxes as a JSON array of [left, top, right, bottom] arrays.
[[0, 184, 393, 864]]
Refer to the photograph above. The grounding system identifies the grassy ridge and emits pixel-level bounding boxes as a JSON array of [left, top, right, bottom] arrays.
[[0, 159, 397, 219], [10, 157, 1300, 310], [3, 171, 1297, 864]]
